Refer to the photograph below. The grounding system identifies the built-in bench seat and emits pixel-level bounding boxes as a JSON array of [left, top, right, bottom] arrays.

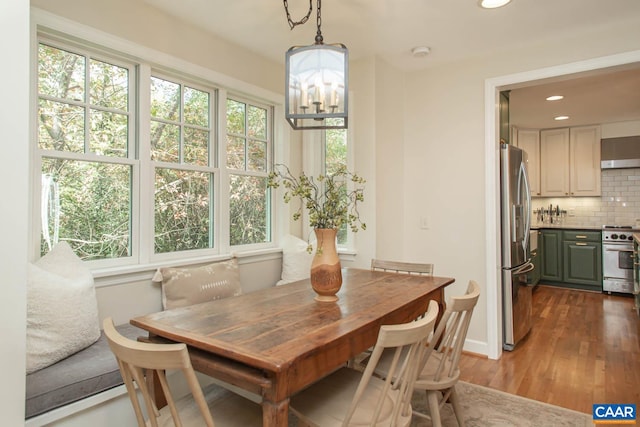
[[24, 252, 282, 425], [25, 323, 144, 420]]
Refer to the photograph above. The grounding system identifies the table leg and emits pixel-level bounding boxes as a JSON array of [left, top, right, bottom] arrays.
[[145, 369, 168, 409], [261, 397, 289, 427], [139, 335, 168, 409]]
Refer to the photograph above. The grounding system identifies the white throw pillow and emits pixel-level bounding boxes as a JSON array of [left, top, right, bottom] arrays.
[[156, 258, 242, 310], [26, 241, 100, 374], [277, 235, 315, 286]]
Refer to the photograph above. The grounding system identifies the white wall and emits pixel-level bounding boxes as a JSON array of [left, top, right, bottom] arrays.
[[345, 58, 378, 269], [30, 0, 283, 96], [1, 0, 29, 424], [374, 58, 407, 261], [396, 18, 640, 355], [403, 61, 488, 346]]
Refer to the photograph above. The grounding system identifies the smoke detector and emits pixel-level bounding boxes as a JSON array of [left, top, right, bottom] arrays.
[[411, 46, 431, 58]]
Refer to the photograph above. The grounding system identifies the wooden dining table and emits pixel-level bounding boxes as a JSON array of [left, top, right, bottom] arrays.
[[130, 267, 455, 427]]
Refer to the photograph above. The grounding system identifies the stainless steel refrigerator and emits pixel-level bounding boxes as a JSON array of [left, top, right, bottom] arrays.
[[500, 143, 534, 351]]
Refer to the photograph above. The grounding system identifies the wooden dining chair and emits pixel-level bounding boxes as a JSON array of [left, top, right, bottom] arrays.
[[349, 259, 436, 370], [371, 259, 434, 276], [371, 280, 481, 427], [289, 300, 439, 427], [102, 318, 263, 427]]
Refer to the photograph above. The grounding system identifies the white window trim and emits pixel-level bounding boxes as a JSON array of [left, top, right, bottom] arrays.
[[224, 93, 275, 252], [147, 71, 221, 263], [34, 36, 141, 270], [30, 8, 285, 277], [301, 94, 358, 253]]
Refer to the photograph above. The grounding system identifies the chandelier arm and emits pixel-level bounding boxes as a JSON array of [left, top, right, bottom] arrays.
[[283, 0, 313, 30]]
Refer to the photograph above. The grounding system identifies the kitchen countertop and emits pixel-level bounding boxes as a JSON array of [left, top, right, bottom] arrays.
[[531, 223, 604, 231], [531, 223, 640, 231]]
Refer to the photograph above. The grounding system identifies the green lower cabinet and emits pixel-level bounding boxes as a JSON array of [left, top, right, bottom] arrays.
[[537, 228, 603, 291], [563, 241, 602, 288], [540, 230, 562, 282]]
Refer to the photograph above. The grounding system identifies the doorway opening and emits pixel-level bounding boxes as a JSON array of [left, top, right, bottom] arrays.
[[484, 50, 640, 360]]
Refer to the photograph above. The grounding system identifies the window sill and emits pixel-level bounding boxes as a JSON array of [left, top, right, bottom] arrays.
[[338, 248, 357, 262], [92, 247, 283, 288]]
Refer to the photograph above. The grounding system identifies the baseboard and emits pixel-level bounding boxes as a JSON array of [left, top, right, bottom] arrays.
[[25, 385, 129, 427], [463, 338, 488, 357]]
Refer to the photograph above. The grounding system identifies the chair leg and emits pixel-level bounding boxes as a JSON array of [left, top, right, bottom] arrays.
[[426, 390, 443, 427], [449, 386, 465, 427]]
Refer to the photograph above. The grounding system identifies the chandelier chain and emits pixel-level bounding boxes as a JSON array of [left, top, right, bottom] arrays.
[[315, 0, 323, 43], [283, 0, 313, 30]]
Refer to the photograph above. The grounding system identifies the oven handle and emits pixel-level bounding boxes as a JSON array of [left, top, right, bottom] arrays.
[[604, 247, 633, 252]]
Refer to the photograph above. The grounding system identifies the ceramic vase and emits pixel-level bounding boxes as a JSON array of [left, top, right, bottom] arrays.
[[310, 228, 342, 302]]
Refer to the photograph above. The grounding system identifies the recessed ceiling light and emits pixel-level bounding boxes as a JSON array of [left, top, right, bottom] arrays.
[[479, 0, 512, 9], [554, 116, 569, 121], [546, 95, 564, 101]]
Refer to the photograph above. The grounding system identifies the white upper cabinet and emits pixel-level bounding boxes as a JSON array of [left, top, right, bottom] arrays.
[[539, 126, 601, 197], [516, 129, 541, 196], [570, 125, 601, 196], [540, 128, 570, 196]]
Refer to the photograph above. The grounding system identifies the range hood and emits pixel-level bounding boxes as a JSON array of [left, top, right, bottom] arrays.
[[601, 136, 640, 169]]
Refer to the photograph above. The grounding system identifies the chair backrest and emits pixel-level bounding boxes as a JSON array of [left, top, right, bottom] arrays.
[[420, 280, 481, 382], [103, 318, 215, 427], [343, 300, 439, 426], [371, 259, 434, 276]]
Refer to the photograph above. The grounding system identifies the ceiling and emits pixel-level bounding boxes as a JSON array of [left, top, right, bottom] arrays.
[[509, 66, 640, 129], [142, 0, 640, 128]]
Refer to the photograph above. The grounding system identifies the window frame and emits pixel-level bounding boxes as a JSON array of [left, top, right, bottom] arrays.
[[30, 22, 282, 274], [224, 94, 275, 252], [301, 113, 357, 253], [147, 70, 221, 262], [34, 36, 140, 269]]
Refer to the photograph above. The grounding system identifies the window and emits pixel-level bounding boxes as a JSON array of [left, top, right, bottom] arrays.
[[38, 42, 135, 260], [35, 35, 276, 267], [324, 120, 349, 245], [226, 98, 272, 246], [150, 75, 216, 254]]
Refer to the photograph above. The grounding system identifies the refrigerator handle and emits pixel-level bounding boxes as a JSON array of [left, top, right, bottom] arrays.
[[513, 260, 535, 275], [520, 161, 532, 252]]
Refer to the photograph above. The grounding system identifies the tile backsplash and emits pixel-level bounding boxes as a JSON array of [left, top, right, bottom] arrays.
[[532, 168, 640, 227]]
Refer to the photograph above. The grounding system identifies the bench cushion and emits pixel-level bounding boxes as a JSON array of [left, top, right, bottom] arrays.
[[27, 241, 101, 374], [25, 323, 144, 419]]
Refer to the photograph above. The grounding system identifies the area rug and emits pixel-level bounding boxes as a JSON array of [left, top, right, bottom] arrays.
[[408, 381, 591, 427], [288, 381, 592, 426]]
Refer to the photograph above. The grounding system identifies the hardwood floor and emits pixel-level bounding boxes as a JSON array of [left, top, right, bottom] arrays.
[[459, 285, 640, 414]]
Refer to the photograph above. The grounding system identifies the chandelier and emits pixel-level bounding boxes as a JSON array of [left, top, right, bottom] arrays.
[[283, 0, 348, 130]]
